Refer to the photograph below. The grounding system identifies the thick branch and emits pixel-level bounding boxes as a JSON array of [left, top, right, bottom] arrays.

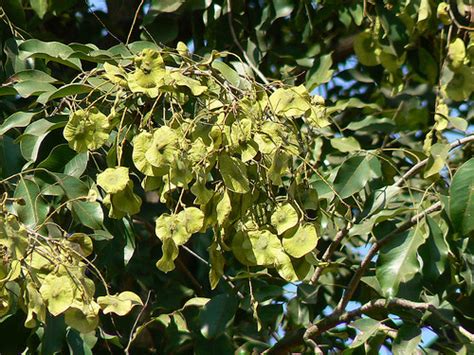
[[305, 298, 474, 343]]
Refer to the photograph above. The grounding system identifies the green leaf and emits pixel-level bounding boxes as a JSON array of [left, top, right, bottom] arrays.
[[70, 201, 104, 230], [0, 111, 38, 135], [349, 318, 381, 348], [97, 291, 143, 316], [199, 293, 237, 339], [424, 143, 450, 178], [181, 297, 210, 309], [392, 324, 421, 355], [216, 190, 232, 227], [37, 83, 94, 104], [18, 39, 82, 70], [330, 137, 361, 153], [273, 0, 294, 19], [13, 80, 56, 98], [271, 203, 299, 235], [19, 116, 68, 161], [212, 60, 241, 87], [150, 0, 186, 12], [306, 53, 334, 90], [333, 155, 372, 199], [354, 31, 380, 66], [282, 223, 318, 258], [247, 229, 283, 265], [30, 0, 49, 18], [219, 155, 250, 194], [97, 167, 130, 194], [420, 216, 449, 282], [39, 274, 75, 316], [449, 158, 474, 236], [376, 224, 428, 298], [9, 69, 57, 83], [13, 178, 49, 227]]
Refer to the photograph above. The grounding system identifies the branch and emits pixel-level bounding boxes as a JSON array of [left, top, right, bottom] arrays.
[[309, 224, 351, 285], [335, 201, 442, 313], [304, 298, 474, 343], [394, 134, 474, 187], [226, 0, 270, 86], [267, 202, 442, 354]]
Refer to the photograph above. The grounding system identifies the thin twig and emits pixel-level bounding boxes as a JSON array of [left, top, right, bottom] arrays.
[[226, 0, 270, 86], [394, 134, 474, 187], [309, 224, 351, 285], [124, 291, 152, 355], [126, 0, 145, 45], [89, 10, 122, 44], [181, 245, 245, 299], [335, 201, 441, 314]]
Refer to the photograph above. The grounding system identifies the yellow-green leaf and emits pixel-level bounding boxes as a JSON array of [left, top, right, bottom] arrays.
[[97, 291, 143, 316], [282, 223, 318, 258], [271, 203, 299, 235], [219, 154, 250, 193], [97, 166, 130, 194], [39, 274, 75, 316]]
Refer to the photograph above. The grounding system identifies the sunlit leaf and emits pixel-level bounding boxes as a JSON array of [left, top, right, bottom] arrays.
[[97, 291, 143, 316]]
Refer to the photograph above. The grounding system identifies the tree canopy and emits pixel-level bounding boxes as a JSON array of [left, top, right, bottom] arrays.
[[0, 0, 474, 353]]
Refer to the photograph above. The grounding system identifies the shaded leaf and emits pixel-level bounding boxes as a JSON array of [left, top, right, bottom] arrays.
[[199, 294, 237, 339], [392, 324, 421, 355], [449, 158, 474, 236], [333, 155, 372, 199], [376, 224, 428, 298]]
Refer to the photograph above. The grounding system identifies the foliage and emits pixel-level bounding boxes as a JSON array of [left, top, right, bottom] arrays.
[[0, 0, 474, 354]]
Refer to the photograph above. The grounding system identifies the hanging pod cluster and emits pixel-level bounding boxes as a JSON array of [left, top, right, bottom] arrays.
[[0, 195, 142, 334], [62, 45, 330, 287]]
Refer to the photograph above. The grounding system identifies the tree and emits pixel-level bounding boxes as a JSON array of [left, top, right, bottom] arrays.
[[0, 0, 474, 353]]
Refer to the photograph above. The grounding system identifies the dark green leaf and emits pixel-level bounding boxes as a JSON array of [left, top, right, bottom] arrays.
[[38, 144, 88, 177], [199, 294, 238, 339], [449, 158, 474, 236], [13, 178, 49, 227], [306, 54, 334, 90], [333, 155, 372, 199], [66, 329, 93, 355], [0, 135, 24, 178], [392, 324, 421, 355], [70, 201, 104, 230]]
